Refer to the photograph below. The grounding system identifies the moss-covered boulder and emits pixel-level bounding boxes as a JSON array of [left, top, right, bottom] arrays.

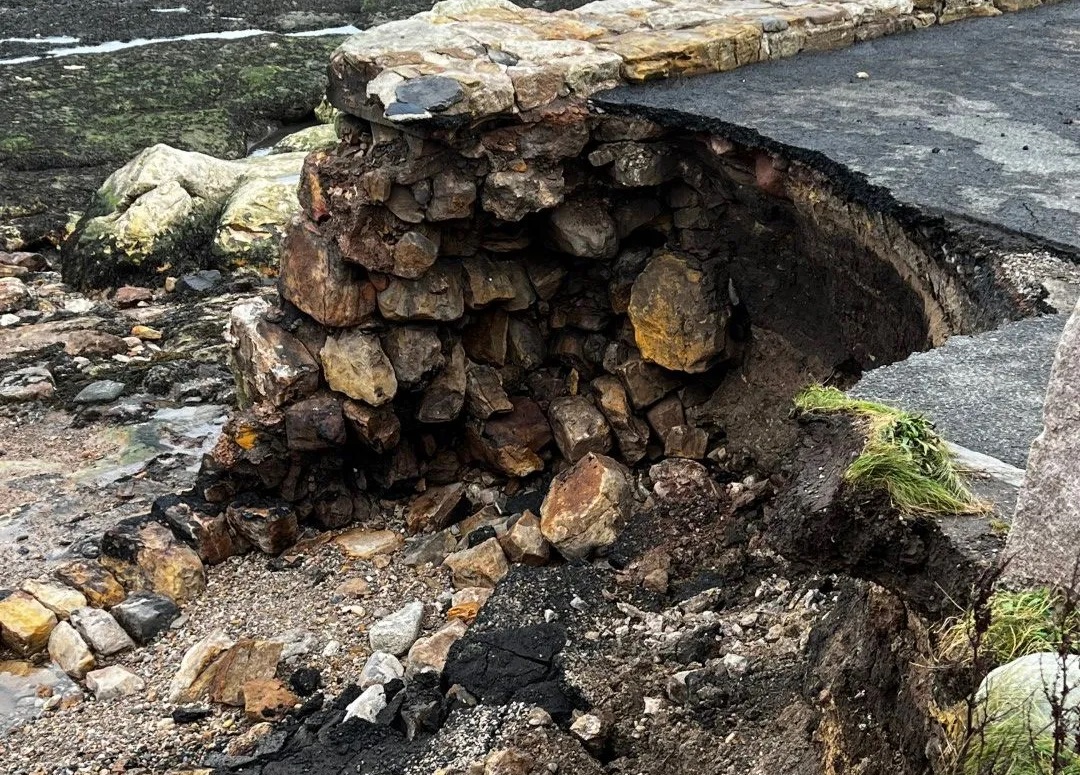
[[65, 145, 307, 288], [968, 652, 1080, 774]]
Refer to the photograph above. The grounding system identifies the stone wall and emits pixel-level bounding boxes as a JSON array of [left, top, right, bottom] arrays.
[[195, 0, 1035, 544]]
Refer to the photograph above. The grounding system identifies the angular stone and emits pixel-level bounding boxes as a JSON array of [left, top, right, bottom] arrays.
[[243, 678, 298, 722], [227, 298, 319, 407], [63, 330, 127, 357], [21, 579, 86, 620], [0, 277, 31, 313], [0, 591, 57, 656], [548, 200, 618, 259], [395, 76, 466, 112], [86, 665, 144, 700], [540, 452, 632, 561], [1008, 298, 1080, 590], [378, 263, 465, 322], [111, 591, 181, 644], [280, 220, 378, 328], [359, 651, 405, 689], [526, 259, 566, 301], [406, 483, 465, 534], [48, 621, 95, 679], [548, 395, 612, 463], [153, 494, 245, 566], [443, 538, 509, 589], [628, 253, 731, 374], [53, 561, 126, 609], [0, 366, 55, 404], [334, 528, 404, 560], [463, 308, 509, 366], [73, 380, 125, 405], [369, 601, 425, 656], [500, 512, 551, 566], [320, 330, 398, 407], [407, 619, 468, 675], [344, 684, 386, 722], [285, 393, 348, 451], [466, 364, 512, 420], [428, 168, 477, 222], [507, 318, 546, 370], [343, 400, 402, 453], [646, 395, 685, 442], [99, 520, 206, 604], [70, 608, 135, 657], [664, 425, 709, 459], [612, 352, 680, 409], [592, 376, 648, 464], [382, 326, 445, 386], [461, 255, 517, 309], [209, 640, 284, 706], [483, 164, 565, 222], [402, 531, 459, 567], [392, 228, 441, 279], [589, 141, 677, 187], [418, 342, 467, 423], [169, 630, 235, 703], [472, 396, 552, 477], [111, 285, 153, 306], [225, 497, 298, 555]]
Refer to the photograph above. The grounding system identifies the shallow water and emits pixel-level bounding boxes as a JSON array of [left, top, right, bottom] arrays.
[[0, 661, 81, 735], [0, 24, 360, 65]]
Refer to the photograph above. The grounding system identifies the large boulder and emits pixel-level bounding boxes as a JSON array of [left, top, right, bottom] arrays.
[[1007, 298, 1080, 590], [65, 145, 307, 288], [627, 252, 732, 374], [969, 652, 1080, 772], [539, 452, 632, 560]]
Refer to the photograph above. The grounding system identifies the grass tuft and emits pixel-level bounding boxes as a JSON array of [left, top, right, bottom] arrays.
[[939, 589, 1080, 666], [794, 385, 985, 516]]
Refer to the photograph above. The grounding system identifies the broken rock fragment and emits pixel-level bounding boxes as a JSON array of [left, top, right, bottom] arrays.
[[284, 393, 348, 450], [21, 579, 87, 620], [48, 621, 95, 679], [86, 665, 145, 700], [369, 601, 425, 656], [500, 512, 551, 566], [111, 591, 181, 644], [406, 483, 465, 534], [540, 453, 632, 561], [69, 608, 135, 657], [53, 560, 126, 608], [407, 618, 468, 675], [227, 298, 319, 407], [548, 395, 613, 463], [443, 538, 509, 589], [153, 493, 246, 565]]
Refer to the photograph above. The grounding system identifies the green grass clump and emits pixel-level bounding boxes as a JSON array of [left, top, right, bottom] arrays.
[[794, 385, 985, 516], [963, 714, 1080, 775], [939, 589, 1080, 666]]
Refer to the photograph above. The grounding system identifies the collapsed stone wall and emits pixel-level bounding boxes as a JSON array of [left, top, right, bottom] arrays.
[[195, 0, 1028, 548]]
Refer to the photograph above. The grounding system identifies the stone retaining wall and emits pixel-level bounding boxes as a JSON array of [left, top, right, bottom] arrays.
[[199, 0, 1041, 542]]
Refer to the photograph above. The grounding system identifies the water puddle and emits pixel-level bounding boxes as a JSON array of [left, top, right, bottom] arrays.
[[0, 25, 361, 65], [0, 36, 81, 45], [0, 661, 81, 735], [150, 6, 190, 12]]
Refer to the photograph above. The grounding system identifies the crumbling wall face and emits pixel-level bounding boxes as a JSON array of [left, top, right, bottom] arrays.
[[196, 77, 991, 525]]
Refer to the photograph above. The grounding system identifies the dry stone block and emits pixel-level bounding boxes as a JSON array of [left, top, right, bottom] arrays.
[[406, 483, 465, 534], [548, 200, 618, 259], [628, 252, 731, 373], [377, 263, 465, 322], [548, 395, 613, 462], [154, 493, 246, 566], [227, 298, 319, 408], [70, 608, 135, 657], [592, 376, 648, 464], [208, 640, 285, 706], [280, 220, 378, 328], [320, 330, 398, 407], [86, 665, 144, 700], [334, 528, 404, 560], [382, 326, 444, 386], [406, 619, 468, 675], [0, 591, 58, 656], [500, 512, 551, 566], [225, 497, 299, 555], [169, 630, 235, 703], [418, 342, 467, 423], [540, 452, 632, 560], [369, 601, 425, 656], [344, 400, 402, 452], [285, 393, 348, 450]]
